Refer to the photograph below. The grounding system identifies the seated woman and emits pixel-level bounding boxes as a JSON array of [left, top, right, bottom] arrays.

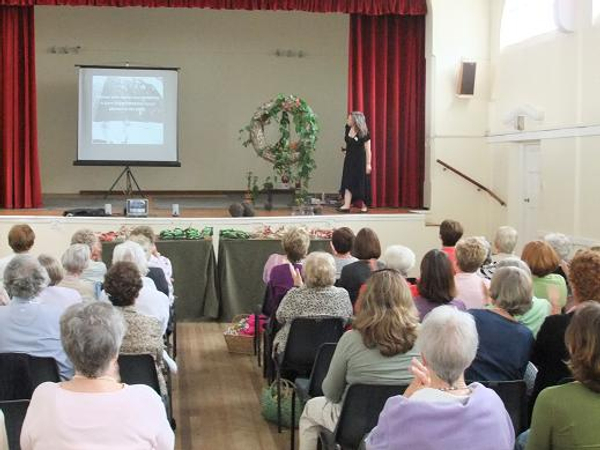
[[59, 244, 96, 302], [20, 302, 174, 449], [263, 227, 311, 317], [453, 237, 490, 309], [104, 261, 168, 398], [330, 227, 357, 279], [367, 306, 514, 450], [111, 241, 170, 333], [299, 269, 419, 450], [128, 234, 170, 297], [531, 249, 600, 407], [37, 254, 82, 310], [273, 252, 352, 357], [466, 266, 534, 382], [0, 255, 73, 379], [413, 249, 466, 321], [337, 227, 382, 305], [130, 225, 174, 300], [544, 232, 572, 293], [521, 240, 568, 310], [70, 228, 107, 284], [494, 257, 552, 337], [520, 302, 600, 450]]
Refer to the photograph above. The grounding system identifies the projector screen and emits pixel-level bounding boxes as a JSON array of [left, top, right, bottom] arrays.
[[76, 66, 180, 167]]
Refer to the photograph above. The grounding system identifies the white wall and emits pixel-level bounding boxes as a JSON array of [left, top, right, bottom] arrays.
[[35, 7, 348, 194], [488, 0, 600, 247]]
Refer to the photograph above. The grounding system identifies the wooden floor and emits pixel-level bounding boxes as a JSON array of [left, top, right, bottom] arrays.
[[172, 323, 291, 450]]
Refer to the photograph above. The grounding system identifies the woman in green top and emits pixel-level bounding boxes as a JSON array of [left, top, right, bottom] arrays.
[[298, 270, 420, 450], [521, 241, 568, 310], [521, 301, 600, 450]]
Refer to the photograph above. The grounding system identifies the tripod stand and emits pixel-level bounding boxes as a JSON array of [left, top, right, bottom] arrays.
[[105, 166, 145, 198]]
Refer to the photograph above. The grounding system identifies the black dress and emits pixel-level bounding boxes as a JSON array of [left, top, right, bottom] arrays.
[[340, 125, 370, 203]]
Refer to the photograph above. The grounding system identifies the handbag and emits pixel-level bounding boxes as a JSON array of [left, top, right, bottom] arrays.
[[260, 379, 305, 428]]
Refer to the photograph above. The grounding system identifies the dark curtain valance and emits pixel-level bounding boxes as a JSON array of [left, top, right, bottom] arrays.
[[0, 0, 426, 15]]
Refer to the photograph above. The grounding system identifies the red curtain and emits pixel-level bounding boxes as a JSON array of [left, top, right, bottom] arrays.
[[0, 6, 41, 208], [0, 0, 426, 15], [348, 14, 425, 208]]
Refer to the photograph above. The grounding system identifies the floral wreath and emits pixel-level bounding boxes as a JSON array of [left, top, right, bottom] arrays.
[[241, 94, 319, 196]]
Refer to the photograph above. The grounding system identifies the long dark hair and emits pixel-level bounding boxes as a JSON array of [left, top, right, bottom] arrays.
[[417, 249, 456, 304]]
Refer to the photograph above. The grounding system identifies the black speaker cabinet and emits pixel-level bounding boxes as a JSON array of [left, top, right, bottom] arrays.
[[457, 61, 477, 96]]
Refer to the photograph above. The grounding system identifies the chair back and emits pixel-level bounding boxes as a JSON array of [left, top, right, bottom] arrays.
[[307, 343, 338, 398], [480, 380, 528, 434], [282, 317, 345, 376], [335, 384, 407, 450], [0, 354, 59, 401], [118, 354, 160, 395], [0, 399, 30, 450]]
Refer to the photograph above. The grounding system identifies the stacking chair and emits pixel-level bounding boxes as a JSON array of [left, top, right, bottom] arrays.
[[274, 317, 345, 432], [0, 354, 60, 401], [318, 383, 407, 450], [480, 380, 528, 435], [0, 399, 30, 450], [290, 342, 338, 450]]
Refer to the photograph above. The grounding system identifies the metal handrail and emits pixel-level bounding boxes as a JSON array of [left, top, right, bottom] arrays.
[[436, 159, 506, 206]]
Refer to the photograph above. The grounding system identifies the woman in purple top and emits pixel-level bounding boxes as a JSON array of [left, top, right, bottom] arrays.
[[413, 249, 466, 321], [367, 306, 514, 450]]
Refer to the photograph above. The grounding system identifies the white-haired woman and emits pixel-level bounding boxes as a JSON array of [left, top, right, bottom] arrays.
[[110, 241, 170, 333], [20, 302, 174, 450], [70, 228, 107, 283], [492, 226, 518, 262], [338, 111, 372, 213], [128, 235, 170, 297], [59, 244, 96, 302], [544, 232, 572, 291], [0, 255, 73, 379], [36, 254, 82, 310], [367, 306, 514, 450], [273, 252, 352, 356], [465, 267, 534, 382]]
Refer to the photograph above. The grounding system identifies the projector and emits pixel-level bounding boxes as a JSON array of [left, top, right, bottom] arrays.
[[125, 199, 149, 217]]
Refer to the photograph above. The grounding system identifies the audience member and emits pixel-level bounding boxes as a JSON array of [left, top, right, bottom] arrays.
[[495, 258, 552, 337], [518, 302, 600, 450], [20, 302, 174, 449], [299, 269, 419, 450], [128, 234, 170, 297], [367, 306, 514, 450], [544, 232, 572, 291], [521, 240, 568, 309], [36, 254, 82, 309], [0, 255, 73, 379], [263, 227, 310, 317], [59, 244, 96, 302], [531, 249, 600, 406], [70, 229, 107, 283], [0, 224, 35, 283], [130, 225, 174, 297], [439, 219, 463, 270], [110, 241, 170, 333], [273, 252, 352, 356], [466, 266, 534, 381], [262, 227, 309, 284], [330, 227, 357, 278], [492, 226, 518, 262], [414, 249, 466, 321], [454, 237, 490, 309], [104, 261, 168, 397], [337, 227, 382, 305]]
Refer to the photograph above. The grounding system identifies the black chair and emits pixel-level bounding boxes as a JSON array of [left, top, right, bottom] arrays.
[[290, 343, 338, 450], [0, 399, 30, 450], [319, 383, 407, 450], [275, 317, 345, 432], [0, 354, 60, 401], [165, 301, 177, 359], [480, 380, 528, 435]]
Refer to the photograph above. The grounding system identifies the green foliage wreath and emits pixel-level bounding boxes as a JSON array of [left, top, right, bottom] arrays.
[[241, 94, 319, 197]]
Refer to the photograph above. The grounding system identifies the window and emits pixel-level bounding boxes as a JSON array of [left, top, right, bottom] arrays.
[[500, 0, 558, 49]]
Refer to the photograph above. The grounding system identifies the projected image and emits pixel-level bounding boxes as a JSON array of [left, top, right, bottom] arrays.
[[92, 76, 165, 145]]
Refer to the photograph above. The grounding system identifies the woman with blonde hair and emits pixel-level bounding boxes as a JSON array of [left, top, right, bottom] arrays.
[[338, 111, 372, 213], [298, 269, 419, 450]]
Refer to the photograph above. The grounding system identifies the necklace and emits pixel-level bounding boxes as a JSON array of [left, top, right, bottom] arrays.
[[437, 384, 469, 392]]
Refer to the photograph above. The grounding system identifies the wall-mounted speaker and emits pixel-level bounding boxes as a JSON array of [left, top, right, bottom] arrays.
[[457, 61, 477, 96]]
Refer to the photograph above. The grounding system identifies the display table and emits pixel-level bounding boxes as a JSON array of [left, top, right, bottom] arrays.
[[217, 239, 331, 321], [102, 239, 219, 321]]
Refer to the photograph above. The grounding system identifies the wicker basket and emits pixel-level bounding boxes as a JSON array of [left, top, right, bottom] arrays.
[[224, 314, 256, 355]]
